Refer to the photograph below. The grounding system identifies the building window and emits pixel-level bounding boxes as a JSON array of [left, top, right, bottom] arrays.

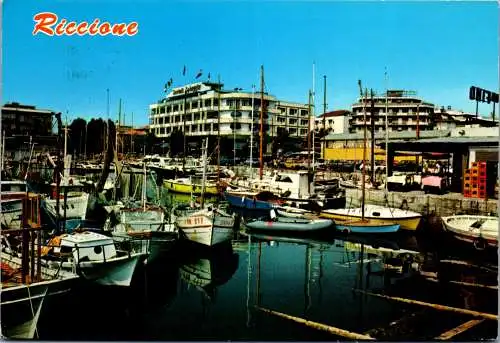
[[290, 109, 298, 115], [300, 109, 308, 116], [204, 99, 211, 107], [192, 101, 198, 109]]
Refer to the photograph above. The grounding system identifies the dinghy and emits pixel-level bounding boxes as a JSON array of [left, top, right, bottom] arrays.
[[335, 219, 400, 234], [245, 210, 333, 233], [442, 215, 498, 250]]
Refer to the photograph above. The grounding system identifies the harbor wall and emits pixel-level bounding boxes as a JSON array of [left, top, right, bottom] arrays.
[[345, 188, 498, 217]]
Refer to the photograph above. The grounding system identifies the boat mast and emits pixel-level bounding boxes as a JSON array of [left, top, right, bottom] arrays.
[[358, 80, 367, 220], [307, 90, 312, 171], [250, 84, 255, 178], [259, 65, 264, 180], [217, 75, 221, 186], [116, 99, 121, 158], [142, 161, 147, 211], [200, 138, 208, 208], [312, 62, 315, 172], [322, 75, 327, 160], [384, 68, 389, 195]]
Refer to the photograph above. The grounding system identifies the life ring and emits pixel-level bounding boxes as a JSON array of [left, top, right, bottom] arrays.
[[473, 237, 487, 251]]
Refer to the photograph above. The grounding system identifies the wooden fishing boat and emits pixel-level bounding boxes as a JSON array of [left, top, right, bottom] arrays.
[[442, 215, 498, 250], [320, 205, 421, 231], [163, 178, 218, 195], [335, 219, 400, 234], [43, 231, 146, 286], [174, 139, 235, 247], [175, 206, 235, 247], [245, 214, 333, 233]]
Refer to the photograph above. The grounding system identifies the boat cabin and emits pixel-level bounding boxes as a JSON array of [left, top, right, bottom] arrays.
[[58, 232, 117, 262]]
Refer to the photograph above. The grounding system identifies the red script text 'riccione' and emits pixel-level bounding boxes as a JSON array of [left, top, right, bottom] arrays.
[[32, 12, 139, 36]]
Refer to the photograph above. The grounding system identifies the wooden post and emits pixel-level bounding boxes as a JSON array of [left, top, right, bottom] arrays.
[[434, 319, 484, 340], [353, 289, 498, 320], [255, 306, 375, 340]]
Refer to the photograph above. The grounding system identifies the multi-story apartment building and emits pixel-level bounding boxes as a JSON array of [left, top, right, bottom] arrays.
[[1, 102, 54, 136], [349, 90, 434, 134], [1, 102, 58, 156], [149, 82, 309, 153]]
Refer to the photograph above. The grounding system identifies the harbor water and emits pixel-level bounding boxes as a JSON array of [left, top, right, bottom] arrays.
[[35, 225, 498, 341]]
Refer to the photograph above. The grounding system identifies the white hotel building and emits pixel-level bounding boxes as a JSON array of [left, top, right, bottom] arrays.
[[149, 82, 310, 151], [349, 89, 435, 134]]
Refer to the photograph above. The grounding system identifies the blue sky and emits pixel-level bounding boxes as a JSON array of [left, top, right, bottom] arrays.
[[3, 0, 498, 126]]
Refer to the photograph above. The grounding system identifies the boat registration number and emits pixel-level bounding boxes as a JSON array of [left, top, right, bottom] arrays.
[[186, 216, 204, 225]]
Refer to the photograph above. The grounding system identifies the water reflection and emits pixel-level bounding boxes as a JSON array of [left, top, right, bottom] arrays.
[[241, 230, 498, 340], [179, 242, 239, 302]]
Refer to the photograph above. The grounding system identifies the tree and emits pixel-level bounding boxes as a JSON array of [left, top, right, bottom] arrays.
[[86, 118, 106, 155], [68, 118, 87, 157]]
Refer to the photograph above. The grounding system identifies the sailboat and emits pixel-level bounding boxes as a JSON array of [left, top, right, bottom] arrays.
[[321, 81, 421, 232], [105, 162, 177, 263], [43, 125, 89, 222], [324, 82, 400, 234], [175, 139, 235, 247]]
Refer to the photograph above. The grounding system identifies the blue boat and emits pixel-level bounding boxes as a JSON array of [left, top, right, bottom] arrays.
[[335, 219, 400, 234], [224, 191, 282, 210]]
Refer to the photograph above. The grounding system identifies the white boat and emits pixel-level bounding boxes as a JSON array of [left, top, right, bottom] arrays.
[[442, 215, 498, 250], [1, 246, 79, 339], [0, 180, 27, 229], [276, 206, 315, 218], [175, 139, 235, 247], [43, 178, 90, 220], [43, 231, 145, 286], [176, 206, 235, 247], [106, 204, 177, 263], [43, 192, 89, 220], [321, 205, 422, 231]]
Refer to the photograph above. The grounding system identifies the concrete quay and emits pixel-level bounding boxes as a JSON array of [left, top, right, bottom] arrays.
[[345, 187, 498, 217]]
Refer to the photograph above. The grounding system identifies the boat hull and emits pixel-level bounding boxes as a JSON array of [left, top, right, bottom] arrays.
[[442, 215, 498, 249], [43, 193, 89, 220], [67, 253, 144, 286], [224, 192, 278, 210], [181, 226, 234, 247], [1, 260, 78, 339], [321, 208, 421, 231], [163, 180, 218, 195], [335, 221, 400, 233], [245, 218, 333, 232]]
